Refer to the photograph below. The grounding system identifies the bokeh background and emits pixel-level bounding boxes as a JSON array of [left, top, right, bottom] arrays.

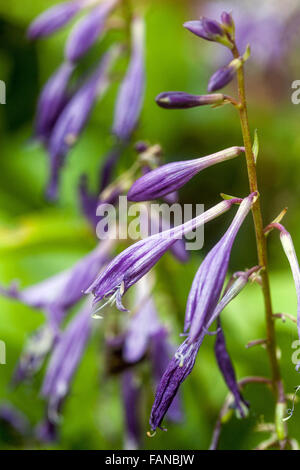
[[1, 0, 300, 450]]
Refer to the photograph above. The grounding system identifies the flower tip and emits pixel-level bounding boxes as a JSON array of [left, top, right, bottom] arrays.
[[147, 430, 157, 438]]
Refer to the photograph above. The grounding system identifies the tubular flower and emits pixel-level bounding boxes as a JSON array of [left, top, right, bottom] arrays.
[[47, 45, 120, 199], [86, 198, 241, 313], [41, 299, 92, 422], [112, 16, 145, 140], [65, 0, 118, 62], [27, 1, 82, 39], [185, 192, 257, 342], [35, 62, 75, 143], [127, 146, 244, 202], [155, 92, 225, 109]]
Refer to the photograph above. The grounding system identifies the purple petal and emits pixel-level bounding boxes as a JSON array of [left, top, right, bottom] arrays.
[[156, 91, 225, 109], [112, 16, 145, 141], [65, 0, 117, 62], [28, 1, 81, 39], [208, 64, 236, 92], [128, 147, 243, 202]]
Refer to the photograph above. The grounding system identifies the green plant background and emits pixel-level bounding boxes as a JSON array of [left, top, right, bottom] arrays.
[[0, 0, 300, 450]]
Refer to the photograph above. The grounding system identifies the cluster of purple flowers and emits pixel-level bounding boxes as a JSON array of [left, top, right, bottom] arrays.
[[29, 0, 145, 200]]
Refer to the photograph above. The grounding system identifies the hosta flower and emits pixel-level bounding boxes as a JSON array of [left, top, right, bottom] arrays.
[[149, 266, 257, 432], [35, 417, 58, 443], [0, 240, 112, 328], [0, 403, 30, 436], [47, 46, 119, 199], [215, 319, 249, 418], [41, 299, 92, 421], [183, 17, 233, 48], [28, 1, 82, 39], [112, 16, 145, 140], [65, 0, 118, 62], [86, 198, 241, 313], [123, 277, 162, 363], [149, 336, 202, 432], [185, 192, 256, 342], [155, 92, 225, 109], [35, 62, 74, 142], [127, 146, 244, 202]]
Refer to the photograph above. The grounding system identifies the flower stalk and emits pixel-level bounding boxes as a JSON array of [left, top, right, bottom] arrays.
[[232, 43, 286, 432]]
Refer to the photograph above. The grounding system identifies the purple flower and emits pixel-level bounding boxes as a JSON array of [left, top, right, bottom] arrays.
[[0, 403, 30, 436], [207, 57, 242, 93], [35, 417, 58, 443], [112, 16, 145, 140], [35, 62, 74, 142], [185, 193, 256, 342], [86, 198, 240, 313], [149, 337, 202, 432], [122, 370, 141, 449], [0, 241, 112, 328], [65, 0, 118, 62], [47, 46, 120, 200], [28, 1, 82, 39], [123, 277, 162, 363], [221, 11, 235, 35], [156, 91, 225, 109], [215, 319, 249, 418], [41, 299, 92, 421], [128, 146, 244, 202], [183, 17, 232, 48]]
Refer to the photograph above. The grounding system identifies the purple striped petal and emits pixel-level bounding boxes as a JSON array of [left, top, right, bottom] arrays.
[[41, 299, 92, 421], [35, 62, 74, 142], [112, 16, 145, 140], [65, 0, 118, 62], [86, 198, 240, 312], [185, 193, 256, 342], [215, 319, 249, 418], [128, 146, 244, 202], [28, 1, 81, 39]]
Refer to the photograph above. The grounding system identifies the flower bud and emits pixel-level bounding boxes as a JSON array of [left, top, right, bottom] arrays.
[[208, 58, 242, 92], [221, 11, 235, 36], [183, 17, 233, 48], [155, 92, 225, 109]]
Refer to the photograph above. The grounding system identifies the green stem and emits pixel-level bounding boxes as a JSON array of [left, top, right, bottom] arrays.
[[232, 44, 286, 430]]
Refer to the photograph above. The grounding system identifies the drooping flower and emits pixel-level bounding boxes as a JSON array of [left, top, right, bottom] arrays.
[[208, 58, 242, 93], [35, 62, 75, 143], [27, 1, 82, 39], [127, 146, 244, 202], [112, 16, 145, 141], [0, 240, 112, 328], [65, 0, 118, 62], [41, 299, 92, 421], [122, 370, 141, 450], [35, 417, 58, 443], [86, 198, 241, 313], [149, 336, 202, 432], [155, 92, 225, 109], [215, 319, 249, 418], [123, 277, 162, 364], [149, 266, 257, 432], [185, 192, 257, 342], [183, 17, 233, 48], [47, 45, 120, 199]]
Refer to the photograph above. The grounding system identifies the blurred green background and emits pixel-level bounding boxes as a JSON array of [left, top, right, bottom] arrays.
[[1, 0, 300, 450]]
